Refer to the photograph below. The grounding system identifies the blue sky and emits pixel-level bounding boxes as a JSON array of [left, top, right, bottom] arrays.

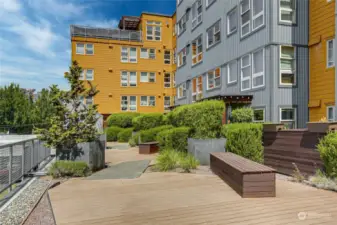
[[0, 0, 175, 91]]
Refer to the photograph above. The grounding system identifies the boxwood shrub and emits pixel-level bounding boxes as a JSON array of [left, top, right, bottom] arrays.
[[222, 123, 263, 163], [132, 113, 165, 131], [166, 100, 224, 139], [107, 113, 140, 128], [317, 132, 337, 178], [139, 125, 173, 143], [117, 128, 134, 143], [157, 127, 191, 152], [231, 107, 253, 123], [48, 161, 90, 178], [105, 126, 123, 142]]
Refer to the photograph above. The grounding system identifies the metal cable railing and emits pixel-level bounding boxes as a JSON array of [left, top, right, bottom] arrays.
[[0, 137, 51, 193]]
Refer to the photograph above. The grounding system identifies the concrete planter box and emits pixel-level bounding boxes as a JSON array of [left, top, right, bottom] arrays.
[[263, 124, 285, 132], [187, 138, 226, 165], [307, 122, 337, 133]]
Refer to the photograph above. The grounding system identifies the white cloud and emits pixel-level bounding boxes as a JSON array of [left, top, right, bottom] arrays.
[[80, 19, 119, 28], [1, 0, 21, 12]]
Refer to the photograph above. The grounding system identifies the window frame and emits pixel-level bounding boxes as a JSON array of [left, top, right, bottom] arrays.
[[120, 71, 137, 87], [207, 67, 221, 90], [327, 106, 335, 122], [192, 35, 203, 65], [280, 107, 297, 128], [279, 0, 296, 24], [178, 83, 187, 99], [85, 96, 94, 105], [121, 47, 137, 63], [85, 44, 94, 55], [192, 76, 203, 102], [253, 108, 265, 122], [140, 48, 149, 59], [252, 48, 265, 89], [178, 48, 187, 67], [227, 60, 237, 84], [140, 96, 148, 106], [164, 96, 171, 111], [164, 50, 171, 64], [191, 0, 202, 29], [252, 0, 264, 31], [177, 14, 187, 35], [146, 21, 162, 41], [121, 96, 137, 112], [207, 20, 221, 49], [227, 7, 238, 36], [279, 45, 296, 86], [86, 69, 94, 81], [327, 39, 335, 68], [164, 73, 171, 88], [240, 0, 251, 38], [206, 0, 216, 8], [76, 43, 85, 55], [241, 54, 252, 91]]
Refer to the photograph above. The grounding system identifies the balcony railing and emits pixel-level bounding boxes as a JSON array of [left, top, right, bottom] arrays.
[[70, 25, 142, 42], [0, 135, 51, 194]]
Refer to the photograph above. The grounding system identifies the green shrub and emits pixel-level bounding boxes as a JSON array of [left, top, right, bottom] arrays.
[[317, 132, 337, 178], [128, 138, 137, 147], [117, 128, 134, 142], [107, 113, 140, 128], [222, 123, 263, 163], [48, 161, 90, 178], [132, 113, 165, 131], [105, 126, 123, 142], [157, 127, 190, 152], [166, 100, 224, 139], [140, 125, 173, 143], [179, 153, 200, 172], [154, 149, 199, 172], [231, 107, 253, 123]]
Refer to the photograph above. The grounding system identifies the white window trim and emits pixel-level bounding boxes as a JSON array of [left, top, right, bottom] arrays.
[[177, 15, 186, 35], [192, 76, 203, 102], [86, 69, 94, 81], [227, 60, 237, 84], [140, 48, 149, 59], [121, 47, 137, 63], [252, 0, 264, 31], [253, 108, 265, 122], [146, 21, 162, 41], [241, 54, 251, 91], [178, 83, 187, 99], [279, 0, 296, 24], [164, 96, 171, 110], [227, 8, 237, 35], [192, 36, 203, 65], [280, 107, 297, 127], [240, 0, 251, 38], [207, 68, 221, 90], [178, 48, 187, 67], [327, 39, 335, 68], [121, 96, 137, 112], [140, 72, 155, 83], [327, 106, 335, 122], [85, 44, 94, 55], [76, 43, 85, 55], [164, 50, 171, 64], [191, 0, 202, 29], [252, 48, 265, 89], [121, 71, 137, 87], [279, 45, 296, 86], [207, 20, 221, 49], [140, 96, 149, 106]]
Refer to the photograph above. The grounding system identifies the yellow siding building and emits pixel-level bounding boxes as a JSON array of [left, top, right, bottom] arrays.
[[71, 12, 176, 118], [309, 0, 335, 122]]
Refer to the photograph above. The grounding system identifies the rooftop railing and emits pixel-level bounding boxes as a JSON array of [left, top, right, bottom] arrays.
[[70, 25, 142, 42]]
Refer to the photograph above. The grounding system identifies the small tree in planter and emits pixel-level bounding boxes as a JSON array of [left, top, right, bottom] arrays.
[[35, 61, 100, 160]]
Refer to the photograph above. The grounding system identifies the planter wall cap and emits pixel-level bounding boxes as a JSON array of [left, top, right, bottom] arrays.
[[307, 122, 337, 133], [263, 123, 285, 132]]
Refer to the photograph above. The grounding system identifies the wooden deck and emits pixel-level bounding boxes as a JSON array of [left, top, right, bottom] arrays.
[[49, 147, 337, 225]]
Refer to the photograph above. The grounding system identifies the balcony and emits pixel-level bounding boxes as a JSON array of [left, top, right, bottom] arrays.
[[70, 25, 142, 42]]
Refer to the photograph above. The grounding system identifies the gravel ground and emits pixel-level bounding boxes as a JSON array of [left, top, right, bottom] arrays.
[[0, 179, 50, 225], [23, 193, 56, 225]]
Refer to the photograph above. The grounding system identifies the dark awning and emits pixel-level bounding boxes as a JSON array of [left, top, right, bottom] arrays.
[[118, 16, 140, 30], [198, 95, 253, 104]]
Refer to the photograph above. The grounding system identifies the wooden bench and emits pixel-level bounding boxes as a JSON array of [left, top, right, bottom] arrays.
[[210, 152, 276, 198], [139, 142, 159, 154]]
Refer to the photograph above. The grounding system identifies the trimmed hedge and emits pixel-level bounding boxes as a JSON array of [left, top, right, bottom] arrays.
[[117, 128, 134, 143], [317, 132, 337, 178], [107, 113, 140, 128], [166, 100, 224, 139], [48, 161, 90, 178], [132, 113, 165, 131], [231, 107, 253, 123], [105, 126, 123, 142], [139, 125, 173, 143], [222, 123, 263, 163], [157, 127, 191, 152]]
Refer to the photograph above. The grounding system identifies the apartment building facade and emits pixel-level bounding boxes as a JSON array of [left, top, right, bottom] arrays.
[[71, 13, 176, 117], [175, 0, 309, 128], [309, 0, 336, 122]]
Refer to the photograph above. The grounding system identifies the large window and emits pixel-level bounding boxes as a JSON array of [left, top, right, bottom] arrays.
[[252, 0, 264, 30], [192, 76, 203, 102], [121, 96, 137, 111], [140, 96, 156, 106], [253, 108, 265, 122], [140, 48, 155, 59], [279, 0, 296, 24], [164, 96, 171, 111], [207, 67, 221, 90], [192, 0, 202, 28], [327, 106, 335, 122], [140, 72, 155, 83], [240, 0, 251, 38], [76, 43, 94, 55], [80, 69, 94, 81], [146, 21, 161, 41], [86, 44, 94, 55], [280, 46, 296, 85], [121, 71, 137, 87], [164, 50, 171, 64], [241, 54, 251, 91], [121, 47, 137, 63], [178, 83, 186, 99], [164, 73, 171, 88], [178, 48, 187, 67], [227, 60, 237, 84], [192, 36, 203, 65], [227, 7, 237, 35], [207, 20, 221, 48], [240, 0, 264, 37], [177, 14, 187, 35], [252, 48, 264, 88], [280, 107, 296, 129], [327, 39, 335, 68]]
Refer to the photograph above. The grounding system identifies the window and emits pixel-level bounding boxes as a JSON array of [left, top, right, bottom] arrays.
[[192, 0, 202, 28], [327, 39, 335, 68], [86, 96, 93, 105], [241, 0, 251, 38], [164, 73, 171, 88], [121, 71, 137, 87], [149, 48, 156, 59], [177, 14, 187, 35], [121, 96, 137, 111], [164, 96, 171, 110], [192, 36, 203, 65], [280, 46, 296, 85], [252, 48, 264, 88], [227, 60, 237, 84], [327, 106, 335, 122], [146, 21, 161, 41], [80, 71, 85, 80], [140, 96, 156, 106], [140, 48, 148, 58], [241, 54, 251, 91], [86, 69, 94, 80], [76, 43, 85, 54], [206, 0, 216, 7], [178, 48, 187, 67], [207, 20, 221, 48], [253, 108, 265, 122], [178, 83, 186, 99], [227, 8, 237, 35], [164, 50, 171, 64], [279, 0, 296, 24], [252, 0, 264, 30], [173, 48, 177, 64], [207, 67, 221, 90], [86, 44, 94, 55], [192, 76, 203, 102], [149, 96, 156, 106], [121, 47, 137, 63], [280, 107, 296, 129], [140, 72, 156, 83]]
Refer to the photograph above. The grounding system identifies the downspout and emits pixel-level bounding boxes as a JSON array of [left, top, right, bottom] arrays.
[[269, 0, 274, 123], [335, 3, 337, 120]]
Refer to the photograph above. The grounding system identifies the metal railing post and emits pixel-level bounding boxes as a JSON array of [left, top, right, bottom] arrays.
[[9, 145, 13, 192], [31, 140, 34, 171], [21, 142, 25, 183]]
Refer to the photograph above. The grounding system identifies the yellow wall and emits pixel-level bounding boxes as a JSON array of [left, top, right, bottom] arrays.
[[71, 13, 175, 116], [309, 0, 335, 122]]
